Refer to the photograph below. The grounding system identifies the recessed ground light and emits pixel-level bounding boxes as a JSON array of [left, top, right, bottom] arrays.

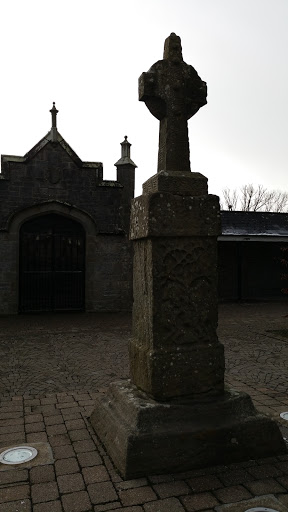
[[280, 412, 288, 420], [245, 508, 280, 512], [0, 446, 38, 465]]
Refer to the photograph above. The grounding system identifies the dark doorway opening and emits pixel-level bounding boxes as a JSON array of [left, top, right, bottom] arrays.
[[19, 214, 85, 312]]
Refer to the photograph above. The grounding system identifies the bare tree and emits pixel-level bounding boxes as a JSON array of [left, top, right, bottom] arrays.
[[222, 188, 238, 211], [221, 184, 288, 212]]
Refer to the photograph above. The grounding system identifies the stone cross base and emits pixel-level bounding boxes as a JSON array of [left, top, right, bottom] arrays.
[[90, 380, 286, 479]]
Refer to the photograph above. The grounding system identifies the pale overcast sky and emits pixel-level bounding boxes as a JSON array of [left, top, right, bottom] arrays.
[[0, 0, 287, 199]]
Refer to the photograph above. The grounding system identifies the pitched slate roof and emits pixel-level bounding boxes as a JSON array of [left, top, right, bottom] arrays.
[[220, 211, 288, 236]]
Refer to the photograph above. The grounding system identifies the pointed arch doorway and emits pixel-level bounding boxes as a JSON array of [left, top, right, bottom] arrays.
[[19, 214, 85, 312]]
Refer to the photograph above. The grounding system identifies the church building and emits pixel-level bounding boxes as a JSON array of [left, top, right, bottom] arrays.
[[0, 104, 136, 314]]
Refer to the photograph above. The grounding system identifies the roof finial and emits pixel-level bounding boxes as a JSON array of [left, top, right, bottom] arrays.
[[114, 135, 137, 168], [121, 135, 131, 158], [50, 102, 58, 129]]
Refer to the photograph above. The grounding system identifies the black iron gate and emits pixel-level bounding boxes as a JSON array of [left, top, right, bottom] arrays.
[[19, 214, 85, 312]]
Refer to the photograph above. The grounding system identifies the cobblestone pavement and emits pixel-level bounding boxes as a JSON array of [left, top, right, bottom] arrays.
[[1, 303, 288, 511]]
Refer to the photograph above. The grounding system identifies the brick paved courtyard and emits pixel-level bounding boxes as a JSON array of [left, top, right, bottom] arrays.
[[1, 303, 288, 511]]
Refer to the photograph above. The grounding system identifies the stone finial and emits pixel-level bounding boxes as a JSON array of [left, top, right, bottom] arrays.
[[50, 102, 58, 129], [121, 136, 131, 159], [114, 136, 137, 168]]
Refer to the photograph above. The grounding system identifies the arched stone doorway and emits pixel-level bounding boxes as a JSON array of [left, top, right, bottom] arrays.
[[19, 214, 85, 312]]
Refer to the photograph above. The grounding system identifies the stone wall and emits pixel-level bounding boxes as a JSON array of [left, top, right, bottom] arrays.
[[0, 138, 134, 314]]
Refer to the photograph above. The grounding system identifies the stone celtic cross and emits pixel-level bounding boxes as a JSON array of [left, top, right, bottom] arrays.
[[139, 33, 207, 173], [91, 33, 286, 479]]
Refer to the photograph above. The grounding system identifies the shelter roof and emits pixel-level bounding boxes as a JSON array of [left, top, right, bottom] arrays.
[[221, 211, 288, 237]]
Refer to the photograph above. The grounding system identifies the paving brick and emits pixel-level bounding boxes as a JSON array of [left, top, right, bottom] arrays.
[[181, 492, 219, 511], [0, 411, 22, 420], [26, 432, 48, 443], [36, 405, 58, 415], [94, 503, 122, 512], [88, 481, 118, 504], [30, 465, 55, 483], [247, 463, 283, 479], [187, 474, 223, 492], [218, 469, 254, 486], [112, 508, 144, 512], [0, 468, 28, 485], [245, 477, 286, 494], [61, 490, 92, 512], [55, 457, 80, 475], [0, 405, 23, 412], [144, 497, 185, 511], [214, 485, 253, 504], [0, 417, 24, 426], [0, 432, 25, 443], [148, 474, 175, 484], [57, 472, 85, 493], [0, 499, 31, 511], [0, 484, 29, 503], [69, 428, 91, 441], [62, 409, 82, 419], [78, 400, 94, 406], [46, 423, 67, 435], [82, 465, 110, 484], [33, 501, 62, 512], [41, 397, 58, 405], [31, 482, 59, 504], [0, 423, 25, 434], [25, 421, 45, 433], [65, 419, 86, 430], [117, 478, 148, 490], [57, 395, 76, 403], [77, 451, 102, 467], [73, 394, 91, 401], [49, 433, 71, 446], [57, 402, 80, 410], [53, 443, 75, 459], [25, 399, 41, 406], [72, 439, 96, 453], [44, 415, 64, 426], [119, 487, 157, 507], [152, 480, 190, 498], [25, 414, 43, 424]]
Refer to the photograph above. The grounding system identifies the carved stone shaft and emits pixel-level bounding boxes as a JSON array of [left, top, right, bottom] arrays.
[[130, 192, 224, 400]]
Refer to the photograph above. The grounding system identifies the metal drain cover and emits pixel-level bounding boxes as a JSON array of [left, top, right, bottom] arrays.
[[245, 509, 280, 512], [280, 412, 288, 420], [0, 446, 38, 465]]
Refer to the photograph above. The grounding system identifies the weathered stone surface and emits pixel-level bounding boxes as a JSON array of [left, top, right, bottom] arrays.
[[91, 32, 287, 478], [139, 33, 207, 172], [139, 33, 206, 173], [130, 234, 223, 399], [129, 343, 224, 400], [142, 170, 208, 196], [90, 381, 286, 479], [130, 193, 221, 239]]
